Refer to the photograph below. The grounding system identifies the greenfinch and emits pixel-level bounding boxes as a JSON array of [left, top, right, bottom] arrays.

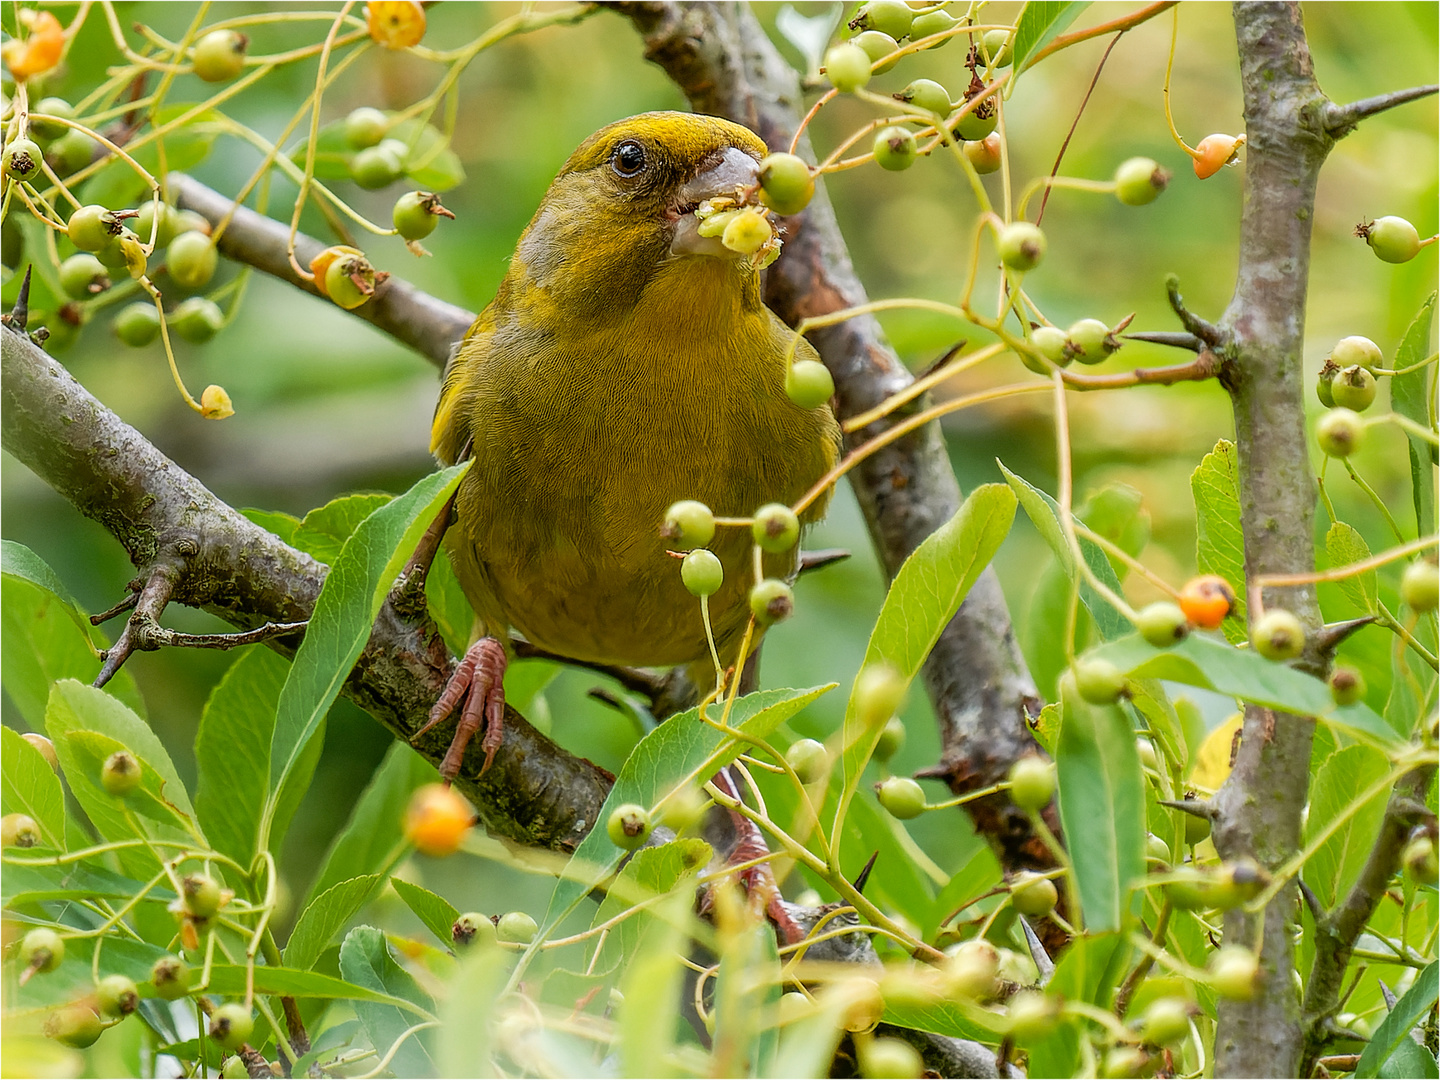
[[421, 112, 840, 778]]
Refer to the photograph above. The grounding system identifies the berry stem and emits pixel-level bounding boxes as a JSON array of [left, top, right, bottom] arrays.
[[1162, 7, 1204, 161], [1341, 459, 1406, 546], [1254, 535, 1438, 590], [1029, 0, 1179, 67]]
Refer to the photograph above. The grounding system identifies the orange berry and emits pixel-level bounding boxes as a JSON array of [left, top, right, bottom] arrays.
[[403, 783, 472, 856], [366, 1, 425, 49], [1193, 134, 1243, 180], [4, 11, 64, 82], [1178, 575, 1236, 630]]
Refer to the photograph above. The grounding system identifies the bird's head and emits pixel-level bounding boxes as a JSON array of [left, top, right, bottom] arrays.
[[508, 112, 772, 314]]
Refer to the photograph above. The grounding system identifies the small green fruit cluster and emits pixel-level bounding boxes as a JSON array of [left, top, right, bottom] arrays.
[[453, 911, 498, 947]]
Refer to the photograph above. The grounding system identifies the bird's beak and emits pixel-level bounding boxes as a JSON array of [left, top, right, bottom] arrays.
[[670, 146, 761, 258]]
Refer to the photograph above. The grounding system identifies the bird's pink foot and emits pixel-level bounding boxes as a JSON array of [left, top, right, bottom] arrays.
[[413, 636, 507, 781]]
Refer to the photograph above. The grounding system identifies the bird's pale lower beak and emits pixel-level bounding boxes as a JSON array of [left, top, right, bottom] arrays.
[[670, 146, 761, 258]]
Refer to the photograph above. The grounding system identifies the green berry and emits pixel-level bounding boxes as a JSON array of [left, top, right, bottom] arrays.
[[1102, 1047, 1150, 1079], [1182, 810, 1211, 846], [2, 137, 42, 180], [1067, 318, 1116, 364], [1208, 946, 1259, 1001], [351, 144, 404, 190], [209, 1002, 254, 1050], [824, 42, 872, 93], [96, 229, 147, 279], [998, 222, 1045, 272], [851, 0, 914, 40], [345, 106, 390, 149], [45, 1004, 103, 1049], [858, 1036, 924, 1079], [952, 103, 998, 142], [758, 153, 814, 216], [1135, 736, 1159, 773], [134, 200, 177, 249], [393, 191, 450, 241], [680, 548, 723, 597], [1330, 365, 1376, 411], [876, 776, 925, 819], [2, 813, 40, 848], [150, 956, 192, 999], [1008, 757, 1055, 812], [1030, 325, 1069, 367], [452, 911, 497, 947], [1316, 362, 1337, 407], [1403, 835, 1439, 882], [963, 134, 1002, 175], [496, 910, 538, 944], [171, 297, 225, 344], [31, 98, 75, 141], [662, 499, 716, 548], [1006, 991, 1058, 1039], [183, 873, 224, 918], [873, 716, 906, 762], [786, 359, 834, 409], [167, 231, 218, 290], [193, 30, 248, 82], [1316, 408, 1365, 457], [20, 928, 65, 975], [67, 204, 118, 252], [1009, 871, 1058, 917], [749, 579, 794, 625], [854, 663, 906, 727], [101, 750, 141, 797], [1137, 601, 1189, 648], [96, 974, 140, 1018], [1332, 335, 1382, 371], [1401, 560, 1439, 612], [909, 9, 959, 45], [896, 78, 951, 117], [1251, 609, 1305, 661], [1138, 996, 1191, 1046], [1114, 157, 1170, 206], [752, 503, 800, 553], [114, 302, 161, 347], [606, 803, 652, 849], [786, 738, 829, 784], [873, 126, 917, 172], [324, 253, 376, 309], [1073, 657, 1126, 704], [659, 785, 708, 832], [1360, 216, 1421, 264], [45, 129, 97, 177], [59, 253, 110, 300], [1146, 833, 1171, 866], [173, 209, 213, 237], [981, 29, 1013, 66], [944, 939, 999, 999], [1328, 666, 1365, 706], [221, 1057, 249, 1080], [852, 30, 901, 73]]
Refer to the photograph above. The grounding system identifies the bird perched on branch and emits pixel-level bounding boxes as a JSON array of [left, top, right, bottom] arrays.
[[418, 112, 840, 779]]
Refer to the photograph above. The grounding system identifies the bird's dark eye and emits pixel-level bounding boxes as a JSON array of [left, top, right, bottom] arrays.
[[611, 140, 646, 177]]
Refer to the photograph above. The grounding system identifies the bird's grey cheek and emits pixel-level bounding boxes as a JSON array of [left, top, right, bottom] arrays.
[[518, 208, 565, 286]]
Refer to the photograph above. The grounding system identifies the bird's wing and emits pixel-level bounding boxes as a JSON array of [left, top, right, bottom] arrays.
[[431, 303, 497, 464]]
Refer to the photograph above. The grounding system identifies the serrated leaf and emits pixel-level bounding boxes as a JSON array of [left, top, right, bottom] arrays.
[[207, 961, 432, 1013], [264, 464, 468, 848], [339, 927, 438, 1077], [594, 839, 712, 972], [391, 878, 460, 950], [1305, 745, 1390, 909], [291, 493, 395, 566], [1356, 961, 1438, 1078], [1326, 522, 1376, 614], [286, 874, 385, 973], [1192, 440, 1248, 642], [1014, 1, 1091, 71], [1057, 679, 1145, 932], [1389, 293, 1437, 535], [1, 726, 66, 849]]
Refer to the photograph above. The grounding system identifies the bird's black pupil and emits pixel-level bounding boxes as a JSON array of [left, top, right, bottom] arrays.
[[614, 142, 644, 175]]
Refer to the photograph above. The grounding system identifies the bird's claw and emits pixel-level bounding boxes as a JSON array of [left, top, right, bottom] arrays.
[[414, 636, 507, 781]]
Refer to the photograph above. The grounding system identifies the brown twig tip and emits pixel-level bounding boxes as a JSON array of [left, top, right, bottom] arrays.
[[4, 267, 33, 332], [1164, 274, 1223, 346], [852, 850, 880, 895], [1325, 83, 1439, 135]]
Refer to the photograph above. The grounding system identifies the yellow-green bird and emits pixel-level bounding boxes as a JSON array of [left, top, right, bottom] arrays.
[[420, 112, 841, 779]]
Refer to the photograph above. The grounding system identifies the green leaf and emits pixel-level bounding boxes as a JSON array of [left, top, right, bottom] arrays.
[[1356, 961, 1438, 1079], [426, 546, 476, 655], [924, 845, 1002, 939], [242, 508, 302, 546], [1, 726, 66, 849], [711, 921, 782, 1078], [1023, 559, 1085, 701], [1388, 294, 1437, 535], [196, 648, 324, 870], [286, 874, 385, 973], [882, 997, 1001, 1043], [1326, 522, 1376, 614], [2, 861, 173, 908], [1305, 745, 1391, 910], [437, 945, 510, 1079], [838, 483, 1017, 823], [1057, 679, 1145, 932], [1023, 934, 1128, 1074], [81, 105, 219, 209], [1078, 483, 1150, 562], [61, 729, 192, 829], [764, 994, 849, 1078], [616, 888, 692, 1079], [339, 927, 439, 1077], [1000, 464, 1128, 640], [594, 840, 712, 970], [265, 464, 468, 846], [391, 878, 460, 950], [207, 961, 433, 1013], [1013, 1, 1091, 70], [543, 686, 831, 933], [1380, 1038, 1438, 1080], [390, 119, 466, 191], [305, 741, 436, 910], [1, 540, 97, 645], [1088, 634, 1403, 748], [1191, 440, 1248, 643], [291, 494, 395, 566]]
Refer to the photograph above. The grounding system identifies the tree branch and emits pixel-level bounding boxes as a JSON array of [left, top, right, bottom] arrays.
[[1325, 84, 1438, 137], [1, 327, 612, 852]]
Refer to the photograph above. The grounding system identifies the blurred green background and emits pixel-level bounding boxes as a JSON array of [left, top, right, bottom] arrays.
[[3, 2, 1436, 938]]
